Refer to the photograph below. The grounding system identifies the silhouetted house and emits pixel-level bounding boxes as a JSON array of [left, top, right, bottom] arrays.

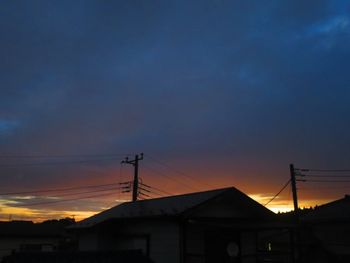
[[70, 187, 286, 263], [0, 219, 73, 261], [300, 195, 350, 263], [1, 250, 153, 263]]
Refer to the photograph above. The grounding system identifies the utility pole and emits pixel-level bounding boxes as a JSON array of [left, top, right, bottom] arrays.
[[290, 163, 299, 217], [121, 153, 144, 202], [290, 163, 299, 263]]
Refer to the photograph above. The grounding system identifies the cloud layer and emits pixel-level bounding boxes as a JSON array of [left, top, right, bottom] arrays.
[[1, 1, 350, 219]]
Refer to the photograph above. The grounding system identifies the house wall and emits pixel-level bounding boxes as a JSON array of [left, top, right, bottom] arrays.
[[78, 220, 181, 263], [240, 231, 257, 263], [312, 223, 350, 256], [116, 220, 180, 263], [184, 199, 260, 263], [78, 229, 99, 251], [257, 228, 293, 263], [184, 223, 258, 263], [184, 224, 205, 263]]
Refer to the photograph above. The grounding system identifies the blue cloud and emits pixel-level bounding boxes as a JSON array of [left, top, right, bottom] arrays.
[[0, 119, 20, 135], [0, 0, 349, 197]]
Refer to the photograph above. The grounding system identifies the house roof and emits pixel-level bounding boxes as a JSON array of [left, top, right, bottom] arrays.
[[72, 187, 274, 229], [302, 194, 350, 223]]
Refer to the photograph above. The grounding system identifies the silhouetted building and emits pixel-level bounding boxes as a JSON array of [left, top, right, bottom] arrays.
[[0, 219, 73, 261], [1, 250, 153, 263], [70, 187, 287, 263], [300, 195, 350, 263]]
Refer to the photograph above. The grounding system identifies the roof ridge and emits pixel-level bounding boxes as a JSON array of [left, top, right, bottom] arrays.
[[96, 186, 235, 212], [73, 187, 237, 227], [130, 186, 235, 204], [314, 194, 350, 209]]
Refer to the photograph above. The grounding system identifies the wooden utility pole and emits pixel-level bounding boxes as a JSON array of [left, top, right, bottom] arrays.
[[290, 163, 299, 263], [290, 163, 299, 217], [121, 153, 144, 202]]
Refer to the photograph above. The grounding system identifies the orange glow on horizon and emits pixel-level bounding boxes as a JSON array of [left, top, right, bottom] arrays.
[[1, 163, 348, 222], [0, 189, 339, 222], [0, 201, 97, 222]]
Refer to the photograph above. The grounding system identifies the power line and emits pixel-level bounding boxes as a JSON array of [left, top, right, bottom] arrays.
[[304, 179, 350, 183], [2, 187, 124, 205], [0, 157, 120, 167], [299, 188, 350, 192], [13, 191, 118, 207], [297, 169, 350, 172], [140, 182, 173, 196], [118, 163, 125, 200], [138, 189, 164, 199], [295, 167, 350, 182], [138, 185, 152, 194], [143, 164, 200, 192], [299, 185, 350, 190], [0, 182, 120, 196], [0, 153, 133, 159], [138, 186, 167, 198], [144, 191, 163, 197], [294, 165, 350, 212], [147, 155, 214, 189], [37, 185, 124, 198], [145, 193, 161, 199], [264, 180, 291, 206], [138, 192, 151, 198], [302, 174, 350, 178]]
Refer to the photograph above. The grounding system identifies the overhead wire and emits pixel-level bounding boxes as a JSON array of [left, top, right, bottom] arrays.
[[297, 169, 350, 172], [118, 162, 125, 200], [295, 168, 350, 182], [138, 192, 151, 198], [147, 155, 215, 189], [0, 182, 121, 196], [0, 157, 120, 167], [36, 185, 124, 198], [264, 179, 291, 206], [0, 153, 135, 168], [14, 191, 120, 207], [138, 186, 165, 198], [138, 186, 152, 194], [0, 153, 133, 159], [142, 164, 200, 191], [0, 153, 135, 208], [302, 174, 350, 178], [294, 166, 350, 206], [298, 185, 350, 190], [138, 183, 166, 198], [140, 182, 173, 196], [303, 179, 350, 183]]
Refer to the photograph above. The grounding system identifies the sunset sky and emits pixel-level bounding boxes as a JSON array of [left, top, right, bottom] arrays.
[[1, 0, 350, 222]]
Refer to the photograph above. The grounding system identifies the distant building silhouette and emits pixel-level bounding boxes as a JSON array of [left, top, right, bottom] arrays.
[[0, 219, 74, 261]]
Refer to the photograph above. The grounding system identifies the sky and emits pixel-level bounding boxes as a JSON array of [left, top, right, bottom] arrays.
[[1, 0, 350, 221]]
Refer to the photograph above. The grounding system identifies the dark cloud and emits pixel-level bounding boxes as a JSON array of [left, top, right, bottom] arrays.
[[0, 0, 350, 210]]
